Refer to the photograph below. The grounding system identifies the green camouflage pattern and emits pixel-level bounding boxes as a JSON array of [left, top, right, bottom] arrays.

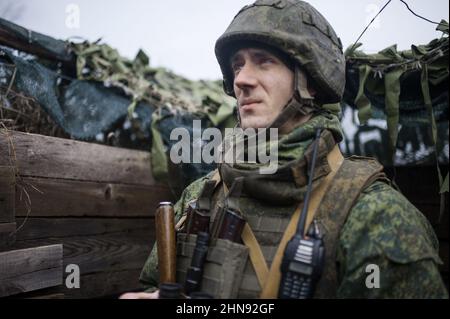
[[176, 233, 249, 298], [345, 20, 448, 147], [71, 41, 235, 120], [140, 114, 448, 298], [70, 41, 237, 181], [344, 21, 449, 201], [337, 181, 448, 298], [215, 0, 345, 103], [313, 156, 389, 298], [220, 115, 340, 205]]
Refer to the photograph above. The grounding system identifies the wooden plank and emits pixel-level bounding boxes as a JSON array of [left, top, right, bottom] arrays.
[[11, 269, 143, 299], [14, 218, 155, 273], [14, 217, 154, 240], [0, 222, 16, 234], [2, 286, 65, 299], [14, 177, 173, 217], [11, 218, 155, 298], [0, 166, 15, 223], [0, 268, 62, 298], [0, 244, 63, 279], [26, 293, 65, 299], [15, 232, 154, 275], [3, 269, 142, 299], [0, 222, 16, 250], [0, 130, 158, 185], [0, 17, 75, 64], [63, 269, 143, 299], [8, 217, 157, 298], [0, 244, 63, 297]]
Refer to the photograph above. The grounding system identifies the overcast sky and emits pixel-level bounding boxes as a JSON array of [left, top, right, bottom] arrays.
[[1, 0, 448, 80]]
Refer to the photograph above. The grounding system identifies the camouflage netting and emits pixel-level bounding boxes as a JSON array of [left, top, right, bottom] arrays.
[[0, 47, 238, 188], [342, 20, 448, 193], [0, 17, 448, 193], [0, 18, 239, 190], [343, 20, 448, 153]]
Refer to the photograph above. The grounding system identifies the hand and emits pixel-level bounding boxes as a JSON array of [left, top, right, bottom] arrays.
[[119, 290, 159, 299]]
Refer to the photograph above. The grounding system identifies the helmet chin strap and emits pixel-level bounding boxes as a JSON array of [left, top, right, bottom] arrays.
[[235, 66, 320, 131], [268, 66, 319, 130], [236, 101, 242, 128]]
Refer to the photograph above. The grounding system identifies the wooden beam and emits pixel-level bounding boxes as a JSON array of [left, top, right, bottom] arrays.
[[12, 218, 155, 298], [0, 222, 16, 234], [14, 177, 173, 217], [0, 130, 159, 186], [0, 166, 15, 223], [0, 222, 16, 249], [0, 244, 63, 297], [6, 286, 65, 299], [0, 17, 75, 65], [14, 217, 154, 241], [64, 269, 143, 299], [14, 218, 154, 275]]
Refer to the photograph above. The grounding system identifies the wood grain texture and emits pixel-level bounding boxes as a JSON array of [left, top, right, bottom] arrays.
[[12, 218, 155, 298], [14, 177, 173, 217], [0, 130, 157, 185], [0, 222, 16, 250], [0, 166, 15, 223], [0, 244, 63, 297]]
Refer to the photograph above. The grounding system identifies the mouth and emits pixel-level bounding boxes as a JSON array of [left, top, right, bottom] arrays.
[[240, 99, 261, 111]]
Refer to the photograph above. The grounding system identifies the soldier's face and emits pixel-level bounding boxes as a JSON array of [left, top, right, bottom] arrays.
[[231, 48, 295, 129]]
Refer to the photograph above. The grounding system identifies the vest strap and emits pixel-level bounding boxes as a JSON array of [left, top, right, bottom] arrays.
[[211, 170, 270, 289], [241, 223, 270, 289], [208, 149, 386, 299], [313, 156, 385, 298], [259, 144, 343, 298], [212, 145, 344, 297]]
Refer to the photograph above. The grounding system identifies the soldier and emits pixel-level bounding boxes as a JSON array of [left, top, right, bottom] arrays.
[[121, 0, 448, 299]]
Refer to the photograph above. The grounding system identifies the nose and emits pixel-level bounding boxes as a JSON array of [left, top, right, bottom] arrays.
[[233, 62, 258, 93]]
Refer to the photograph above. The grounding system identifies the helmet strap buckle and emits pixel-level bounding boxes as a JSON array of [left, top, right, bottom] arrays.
[[295, 66, 314, 101]]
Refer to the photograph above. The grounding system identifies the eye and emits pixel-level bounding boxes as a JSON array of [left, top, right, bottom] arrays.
[[260, 56, 275, 65], [231, 61, 244, 75]]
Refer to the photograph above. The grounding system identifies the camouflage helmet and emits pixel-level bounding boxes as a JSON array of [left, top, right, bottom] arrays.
[[215, 0, 345, 104]]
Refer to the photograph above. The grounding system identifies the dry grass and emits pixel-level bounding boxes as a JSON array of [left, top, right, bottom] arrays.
[[0, 86, 69, 138], [0, 87, 53, 235]]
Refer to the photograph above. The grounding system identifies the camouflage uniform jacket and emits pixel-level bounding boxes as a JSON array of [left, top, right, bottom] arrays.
[[140, 117, 448, 298]]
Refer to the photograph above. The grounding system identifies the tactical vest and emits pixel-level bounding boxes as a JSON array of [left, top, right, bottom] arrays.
[[176, 152, 388, 298]]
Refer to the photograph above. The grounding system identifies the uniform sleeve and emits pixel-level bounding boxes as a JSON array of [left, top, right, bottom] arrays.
[[138, 173, 212, 291], [336, 181, 449, 299]]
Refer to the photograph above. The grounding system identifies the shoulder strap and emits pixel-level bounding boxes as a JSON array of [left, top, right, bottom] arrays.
[[210, 170, 271, 289], [175, 171, 222, 231], [313, 156, 386, 298], [259, 145, 344, 298], [206, 153, 384, 299]]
